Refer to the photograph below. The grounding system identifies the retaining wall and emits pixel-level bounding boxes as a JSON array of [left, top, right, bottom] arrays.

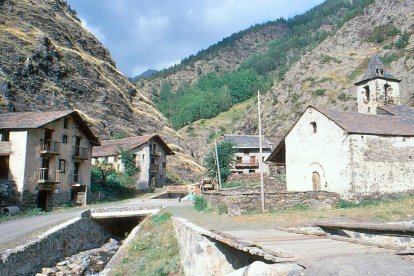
[[203, 187, 339, 215], [0, 210, 111, 276]]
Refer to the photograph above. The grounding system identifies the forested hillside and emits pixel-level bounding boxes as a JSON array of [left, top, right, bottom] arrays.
[[236, 0, 414, 142], [140, 0, 376, 130]]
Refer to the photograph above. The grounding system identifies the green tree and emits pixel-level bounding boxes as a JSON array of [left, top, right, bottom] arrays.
[[118, 148, 137, 177], [204, 140, 237, 183]]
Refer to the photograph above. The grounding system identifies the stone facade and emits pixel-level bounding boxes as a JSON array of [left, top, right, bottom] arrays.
[[0, 210, 111, 276], [0, 112, 97, 210], [92, 135, 172, 189], [203, 187, 339, 215]]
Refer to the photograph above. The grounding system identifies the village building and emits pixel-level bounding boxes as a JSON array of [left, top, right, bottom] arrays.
[[91, 134, 174, 189], [224, 134, 273, 175], [0, 111, 99, 211], [267, 56, 414, 199]]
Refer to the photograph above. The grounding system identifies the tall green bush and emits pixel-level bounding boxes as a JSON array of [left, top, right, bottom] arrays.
[[204, 140, 237, 183]]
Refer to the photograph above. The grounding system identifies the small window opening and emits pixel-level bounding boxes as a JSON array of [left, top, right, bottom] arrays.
[[62, 135, 68, 144], [384, 84, 390, 101], [311, 122, 317, 133], [364, 85, 370, 101], [236, 156, 242, 164], [63, 118, 69, 129], [376, 69, 384, 75], [58, 159, 66, 173]]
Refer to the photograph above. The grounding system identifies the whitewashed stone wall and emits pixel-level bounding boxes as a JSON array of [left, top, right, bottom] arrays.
[[8, 131, 28, 193], [348, 135, 414, 196], [285, 107, 352, 196]]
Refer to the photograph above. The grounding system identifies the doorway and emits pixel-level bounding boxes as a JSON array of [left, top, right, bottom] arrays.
[[37, 191, 50, 211], [312, 172, 321, 190]]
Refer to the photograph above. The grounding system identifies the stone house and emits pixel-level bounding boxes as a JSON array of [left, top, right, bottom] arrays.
[[267, 56, 414, 199], [91, 134, 174, 189], [224, 134, 273, 175], [0, 111, 100, 210]]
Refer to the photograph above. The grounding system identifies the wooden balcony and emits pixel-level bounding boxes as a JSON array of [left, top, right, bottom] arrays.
[[40, 139, 60, 155], [150, 164, 159, 173], [38, 168, 60, 184], [73, 146, 89, 160], [150, 150, 161, 157], [235, 161, 259, 168]]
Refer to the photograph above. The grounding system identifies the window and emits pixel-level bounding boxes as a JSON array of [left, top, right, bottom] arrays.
[[63, 118, 69, 129], [0, 130, 9, 141], [58, 159, 66, 173], [236, 156, 242, 164], [62, 135, 68, 144], [311, 122, 317, 133], [364, 86, 370, 101], [162, 162, 166, 168]]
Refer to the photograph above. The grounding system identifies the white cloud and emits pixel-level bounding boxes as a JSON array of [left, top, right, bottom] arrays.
[[80, 18, 107, 43]]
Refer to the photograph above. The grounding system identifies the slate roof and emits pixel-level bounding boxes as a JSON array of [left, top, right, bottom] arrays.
[[92, 134, 174, 157], [316, 107, 414, 136], [0, 111, 73, 129], [355, 55, 400, 85], [0, 110, 100, 145], [224, 135, 272, 149], [377, 105, 414, 120], [0, 142, 12, 155]]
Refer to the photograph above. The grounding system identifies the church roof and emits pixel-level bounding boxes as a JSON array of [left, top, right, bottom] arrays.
[[377, 105, 414, 119], [316, 107, 414, 136], [224, 134, 272, 149], [355, 55, 400, 85]]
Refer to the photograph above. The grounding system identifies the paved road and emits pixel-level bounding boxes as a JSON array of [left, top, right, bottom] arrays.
[[222, 229, 414, 275], [0, 198, 189, 251]]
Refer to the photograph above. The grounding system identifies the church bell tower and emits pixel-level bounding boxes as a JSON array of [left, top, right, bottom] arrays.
[[354, 55, 401, 115]]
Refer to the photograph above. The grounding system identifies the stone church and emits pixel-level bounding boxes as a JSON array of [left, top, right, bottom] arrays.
[[267, 56, 414, 199]]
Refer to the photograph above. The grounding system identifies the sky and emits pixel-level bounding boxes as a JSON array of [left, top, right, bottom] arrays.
[[66, 0, 325, 77]]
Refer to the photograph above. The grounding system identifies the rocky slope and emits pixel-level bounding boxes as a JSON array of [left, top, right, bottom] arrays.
[[135, 23, 289, 98], [0, 0, 204, 181], [235, 0, 414, 143]]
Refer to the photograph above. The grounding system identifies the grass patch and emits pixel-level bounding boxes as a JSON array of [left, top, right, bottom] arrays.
[[222, 181, 260, 189], [337, 199, 382, 209], [112, 211, 182, 276], [0, 208, 45, 223], [381, 53, 403, 65]]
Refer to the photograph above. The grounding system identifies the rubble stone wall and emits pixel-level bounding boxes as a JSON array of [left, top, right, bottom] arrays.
[[0, 210, 111, 276], [203, 187, 340, 215]]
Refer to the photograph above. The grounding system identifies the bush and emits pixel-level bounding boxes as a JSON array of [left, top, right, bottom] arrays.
[[314, 89, 326, 96], [194, 196, 208, 211]]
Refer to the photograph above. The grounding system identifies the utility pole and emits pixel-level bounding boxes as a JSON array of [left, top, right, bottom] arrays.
[[258, 91, 265, 213], [215, 140, 222, 190]]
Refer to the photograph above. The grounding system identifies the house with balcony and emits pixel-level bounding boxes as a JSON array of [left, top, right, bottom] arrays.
[[92, 134, 174, 190], [0, 110, 99, 211], [224, 134, 273, 175]]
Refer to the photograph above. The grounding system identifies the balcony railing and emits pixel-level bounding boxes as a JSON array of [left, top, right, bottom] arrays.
[[73, 146, 89, 160], [235, 161, 259, 167], [150, 164, 159, 173], [150, 150, 161, 157], [38, 168, 60, 183], [40, 139, 60, 155]]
